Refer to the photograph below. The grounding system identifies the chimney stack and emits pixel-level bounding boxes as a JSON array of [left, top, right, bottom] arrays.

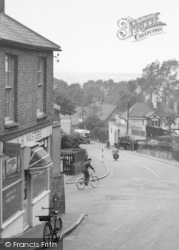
[[174, 101, 178, 115], [152, 88, 158, 109], [0, 0, 5, 13]]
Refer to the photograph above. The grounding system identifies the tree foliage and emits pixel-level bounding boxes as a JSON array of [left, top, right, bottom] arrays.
[[53, 59, 179, 115], [163, 113, 176, 133], [85, 115, 103, 131], [54, 92, 76, 115], [141, 59, 179, 104]]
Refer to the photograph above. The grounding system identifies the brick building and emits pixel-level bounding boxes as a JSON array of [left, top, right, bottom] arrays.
[[0, 0, 62, 238]]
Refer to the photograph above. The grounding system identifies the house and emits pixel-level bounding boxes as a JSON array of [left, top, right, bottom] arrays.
[[54, 103, 71, 134], [0, 0, 62, 238], [71, 102, 119, 131], [121, 101, 173, 128], [108, 93, 175, 146]]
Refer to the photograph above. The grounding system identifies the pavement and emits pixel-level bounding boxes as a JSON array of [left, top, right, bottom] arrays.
[[0, 154, 109, 250]]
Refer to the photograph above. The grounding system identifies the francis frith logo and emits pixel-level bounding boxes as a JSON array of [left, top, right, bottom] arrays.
[[117, 12, 166, 41]]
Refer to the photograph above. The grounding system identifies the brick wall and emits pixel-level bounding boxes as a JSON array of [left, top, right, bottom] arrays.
[[0, 45, 54, 133]]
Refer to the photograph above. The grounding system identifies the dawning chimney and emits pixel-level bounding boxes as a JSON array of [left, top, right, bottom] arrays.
[[0, 0, 5, 13]]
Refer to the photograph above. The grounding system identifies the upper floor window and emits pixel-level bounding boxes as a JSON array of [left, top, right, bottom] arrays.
[[37, 57, 46, 117], [80, 111, 87, 118], [5, 55, 17, 124], [152, 120, 159, 127]]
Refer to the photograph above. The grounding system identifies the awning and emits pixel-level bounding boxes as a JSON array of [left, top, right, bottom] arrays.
[[29, 147, 52, 172]]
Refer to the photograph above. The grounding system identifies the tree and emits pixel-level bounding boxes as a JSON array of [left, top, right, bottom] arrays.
[[54, 92, 76, 115], [141, 59, 179, 104], [163, 113, 176, 134], [85, 115, 103, 131]]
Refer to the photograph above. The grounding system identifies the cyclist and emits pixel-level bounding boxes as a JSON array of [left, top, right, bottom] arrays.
[[82, 158, 95, 185]]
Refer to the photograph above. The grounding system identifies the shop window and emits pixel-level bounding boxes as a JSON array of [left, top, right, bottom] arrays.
[[32, 170, 47, 198], [29, 147, 52, 198], [5, 55, 17, 124], [37, 57, 47, 117], [2, 156, 22, 222]]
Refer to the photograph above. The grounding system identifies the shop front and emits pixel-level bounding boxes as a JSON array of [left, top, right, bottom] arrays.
[[0, 125, 53, 239]]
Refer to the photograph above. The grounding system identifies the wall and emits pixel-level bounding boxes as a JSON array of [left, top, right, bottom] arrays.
[[0, 45, 53, 131], [137, 148, 173, 161]]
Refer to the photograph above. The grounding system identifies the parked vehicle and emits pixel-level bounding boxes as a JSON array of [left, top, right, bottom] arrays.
[[115, 136, 138, 150], [74, 129, 91, 144]]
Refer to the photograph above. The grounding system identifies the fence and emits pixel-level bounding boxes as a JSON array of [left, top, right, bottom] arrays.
[[61, 148, 87, 175], [137, 135, 179, 161]]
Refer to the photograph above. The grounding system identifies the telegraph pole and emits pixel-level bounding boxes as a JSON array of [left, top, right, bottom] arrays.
[[126, 100, 130, 136]]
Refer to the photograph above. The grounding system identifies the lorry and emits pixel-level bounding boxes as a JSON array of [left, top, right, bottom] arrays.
[[74, 129, 91, 144]]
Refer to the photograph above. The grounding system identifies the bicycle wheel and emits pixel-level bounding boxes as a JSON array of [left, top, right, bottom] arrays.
[[43, 222, 53, 244], [76, 177, 85, 190], [55, 217, 63, 240], [91, 176, 99, 188]]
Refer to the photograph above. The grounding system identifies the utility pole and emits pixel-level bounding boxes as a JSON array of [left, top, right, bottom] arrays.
[[126, 100, 130, 136], [81, 104, 84, 129]]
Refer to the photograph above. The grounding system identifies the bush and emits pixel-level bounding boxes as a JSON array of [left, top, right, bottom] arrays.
[[138, 139, 172, 152], [61, 134, 82, 149]]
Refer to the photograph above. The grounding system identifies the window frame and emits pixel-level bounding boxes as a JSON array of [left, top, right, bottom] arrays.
[[37, 57, 47, 117], [5, 55, 17, 124]]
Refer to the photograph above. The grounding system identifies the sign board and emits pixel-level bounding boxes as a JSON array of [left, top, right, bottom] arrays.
[[9, 126, 52, 148], [3, 142, 21, 157]]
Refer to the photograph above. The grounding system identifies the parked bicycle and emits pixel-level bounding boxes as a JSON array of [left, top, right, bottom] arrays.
[[36, 207, 63, 244], [76, 173, 99, 190]]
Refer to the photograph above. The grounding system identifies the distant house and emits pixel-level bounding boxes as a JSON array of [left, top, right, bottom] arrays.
[[108, 94, 176, 146], [53, 103, 71, 135], [70, 103, 119, 130], [121, 101, 174, 129]]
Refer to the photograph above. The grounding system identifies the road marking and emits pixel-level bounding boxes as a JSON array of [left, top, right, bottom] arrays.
[[131, 160, 159, 178]]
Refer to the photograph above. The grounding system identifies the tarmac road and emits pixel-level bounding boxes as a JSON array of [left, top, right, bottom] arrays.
[[63, 141, 179, 250]]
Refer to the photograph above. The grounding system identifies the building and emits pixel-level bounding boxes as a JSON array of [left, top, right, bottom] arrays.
[[108, 94, 175, 146], [0, 0, 61, 238], [54, 103, 71, 135], [71, 103, 119, 131]]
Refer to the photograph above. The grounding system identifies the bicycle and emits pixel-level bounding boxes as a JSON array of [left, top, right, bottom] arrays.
[[76, 173, 99, 190], [36, 207, 63, 244]]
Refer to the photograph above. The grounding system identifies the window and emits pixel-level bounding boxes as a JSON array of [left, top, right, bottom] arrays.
[[32, 170, 47, 198], [2, 155, 22, 222], [152, 120, 159, 127], [37, 57, 46, 117], [80, 112, 87, 118], [5, 55, 17, 124]]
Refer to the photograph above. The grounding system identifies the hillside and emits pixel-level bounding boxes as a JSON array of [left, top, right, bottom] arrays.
[[54, 71, 140, 85]]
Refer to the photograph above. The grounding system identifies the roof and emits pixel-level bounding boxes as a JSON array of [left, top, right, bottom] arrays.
[[0, 12, 61, 51], [122, 102, 174, 119], [71, 103, 117, 125], [96, 103, 117, 121], [71, 106, 93, 125]]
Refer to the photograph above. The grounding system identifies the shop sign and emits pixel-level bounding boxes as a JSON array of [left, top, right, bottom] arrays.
[[5, 157, 18, 177], [3, 142, 21, 157], [9, 126, 52, 147]]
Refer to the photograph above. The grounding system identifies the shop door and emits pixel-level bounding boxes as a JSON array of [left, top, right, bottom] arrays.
[[23, 171, 29, 230]]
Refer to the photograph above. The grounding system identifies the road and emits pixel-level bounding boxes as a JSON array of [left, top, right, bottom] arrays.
[[64, 141, 179, 250]]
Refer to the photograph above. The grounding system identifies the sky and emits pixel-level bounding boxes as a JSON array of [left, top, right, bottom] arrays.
[[5, 0, 179, 78]]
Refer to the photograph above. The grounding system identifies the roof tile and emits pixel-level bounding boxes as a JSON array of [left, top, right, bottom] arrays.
[[0, 13, 61, 50]]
